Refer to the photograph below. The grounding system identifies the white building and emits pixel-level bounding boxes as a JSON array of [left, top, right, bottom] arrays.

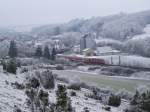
[[83, 48, 95, 56], [96, 46, 120, 55], [72, 45, 80, 53]]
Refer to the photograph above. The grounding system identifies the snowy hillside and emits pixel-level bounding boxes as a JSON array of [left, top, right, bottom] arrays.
[[0, 68, 28, 112], [31, 10, 150, 40], [124, 24, 150, 57], [131, 24, 150, 40], [0, 66, 130, 112]]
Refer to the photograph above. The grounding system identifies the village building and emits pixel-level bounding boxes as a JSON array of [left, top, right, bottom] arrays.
[[82, 48, 95, 56], [96, 46, 121, 55], [72, 45, 80, 54]]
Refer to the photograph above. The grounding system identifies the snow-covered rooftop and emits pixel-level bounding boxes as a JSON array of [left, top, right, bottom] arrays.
[[96, 46, 120, 54]]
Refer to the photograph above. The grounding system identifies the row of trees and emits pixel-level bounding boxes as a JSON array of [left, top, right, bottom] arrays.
[[35, 45, 57, 60], [2, 41, 57, 74], [8, 40, 57, 60]]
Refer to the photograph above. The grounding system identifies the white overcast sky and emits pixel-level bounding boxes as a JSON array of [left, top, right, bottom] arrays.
[[0, 0, 150, 27]]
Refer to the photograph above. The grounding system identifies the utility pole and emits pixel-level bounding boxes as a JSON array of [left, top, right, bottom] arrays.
[[111, 56, 113, 65], [119, 55, 121, 65]]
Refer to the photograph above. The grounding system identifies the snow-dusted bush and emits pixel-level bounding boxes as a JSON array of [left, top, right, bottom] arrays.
[[70, 91, 77, 97], [84, 92, 102, 101], [30, 77, 40, 89], [108, 94, 121, 107], [13, 105, 22, 112], [6, 59, 17, 74], [85, 87, 102, 100], [25, 88, 36, 102], [56, 64, 64, 70], [56, 76, 69, 83], [25, 88, 51, 112], [117, 89, 133, 100], [68, 83, 81, 90], [56, 84, 73, 112], [128, 91, 150, 112], [125, 86, 150, 112], [100, 66, 136, 76], [11, 81, 25, 90], [136, 85, 150, 94], [38, 89, 49, 107], [83, 107, 90, 112], [77, 82, 91, 90], [36, 70, 55, 89], [20, 67, 28, 73], [102, 106, 111, 111]]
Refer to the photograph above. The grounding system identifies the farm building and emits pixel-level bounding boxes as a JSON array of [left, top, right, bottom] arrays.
[[72, 45, 80, 53], [96, 46, 121, 55], [82, 48, 95, 56]]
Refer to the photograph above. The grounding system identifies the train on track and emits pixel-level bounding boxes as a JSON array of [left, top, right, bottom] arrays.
[[57, 54, 105, 65]]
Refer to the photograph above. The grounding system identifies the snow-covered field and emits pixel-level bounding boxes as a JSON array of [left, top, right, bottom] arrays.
[[53, 70, 150, 92], [0, 69, 29, 112]]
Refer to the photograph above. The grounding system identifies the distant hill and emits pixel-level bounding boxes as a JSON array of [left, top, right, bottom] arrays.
[[31, 10, 150, 40], [1, 10, 150, 58]]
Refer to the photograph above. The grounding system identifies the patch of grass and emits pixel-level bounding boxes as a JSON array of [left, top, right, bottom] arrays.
[[80, 75, 150, 92], [53, 70, 150, 92]]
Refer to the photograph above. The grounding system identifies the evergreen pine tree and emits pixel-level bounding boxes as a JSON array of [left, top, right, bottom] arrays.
[[35, 46, 42, 58], [6, 59, 17, 74], [43, 45, 50, 59], [8, 40, 18, 58], [131, 90, 139, 105], [51, 47, 56, 61], [1, 60, 7, 70], [56, 84, 73, 112]]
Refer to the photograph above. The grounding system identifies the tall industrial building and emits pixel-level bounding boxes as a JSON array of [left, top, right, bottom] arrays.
[[80, 33, 96, 53]]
